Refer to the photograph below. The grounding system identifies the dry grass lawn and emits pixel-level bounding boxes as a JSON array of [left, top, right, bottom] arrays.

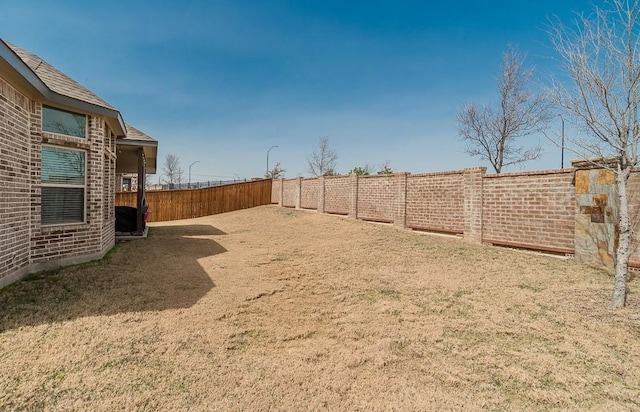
[[1, 205, 640, 410]]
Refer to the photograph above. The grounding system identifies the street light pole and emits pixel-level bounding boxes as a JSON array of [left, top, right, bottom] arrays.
[[266, 145, 279, 177], [188, 160, 201, 188], [558, 114, 565, 169]]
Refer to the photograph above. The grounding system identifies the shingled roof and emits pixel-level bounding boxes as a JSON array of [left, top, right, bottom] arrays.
[[5, 41, 116, 111], [123, 123, 157, 144], [0, 38, 126, 136], [0, 39, 158, 173]]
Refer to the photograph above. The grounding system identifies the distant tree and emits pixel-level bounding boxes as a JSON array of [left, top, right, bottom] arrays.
[[265, 162, 286, 179], [349, 164, 371, 175], [377, 161, 393, 175], [145, 173, 154, 190], [548, 0, 640, 308], [308, 137, 338, 176], [162, 153, 181, 189], [457, 45, 550, 173]]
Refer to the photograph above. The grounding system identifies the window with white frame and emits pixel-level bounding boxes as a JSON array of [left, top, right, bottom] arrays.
[[41, 145, 86, 225], [42, 105, 87, 138]]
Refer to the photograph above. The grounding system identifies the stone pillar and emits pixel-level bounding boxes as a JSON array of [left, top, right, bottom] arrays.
[[394, 172, 408, 228], [463, 167, 486, 243], [348, 174, 358, 219], [573, 160, 618, 268], [318, 176, 325, 213], [278, 178, 284, 207]]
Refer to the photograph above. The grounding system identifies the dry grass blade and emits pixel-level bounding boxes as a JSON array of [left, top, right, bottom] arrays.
[[1, 206, 639, 410]]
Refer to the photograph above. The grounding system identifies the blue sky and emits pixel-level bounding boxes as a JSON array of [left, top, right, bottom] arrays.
[[2, 0, 591, 181]]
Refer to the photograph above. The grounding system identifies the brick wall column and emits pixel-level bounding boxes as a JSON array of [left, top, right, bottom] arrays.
[[394, 172, 408, 228], [278, 178, 284, 206], [463, 167, 486, 243], [348, 174, 358, 219], [318, 176, 325, 213], [295, 177, 302, 209]]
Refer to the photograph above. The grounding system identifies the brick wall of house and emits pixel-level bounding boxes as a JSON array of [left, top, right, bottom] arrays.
[[282, 178, 298, 208], [324, 176, 350, 215], [0, 77, 31, 286], [0, 82, 117, 287], [300, 178, 319, 210], [406, 171, 464, 233], [357, 175, 396, 222], [29, 109, 114, 269], [482, 169, 575, 253], [102, 127, 116, 252]]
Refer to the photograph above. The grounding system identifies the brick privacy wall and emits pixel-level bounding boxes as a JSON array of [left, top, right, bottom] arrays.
[[0, 77, 31, 281], [273, 168, 577, 254], [324, 176, 350, 215], [30, 110, 114, 265], [406, 171, 464, 233], [357, 175, 396, 222], [271, 179, 281, 204], [282, 179, 298, 208], [482, 170, 575, 253], [626, 171, 640, 265], [300, 177, 319, 209]]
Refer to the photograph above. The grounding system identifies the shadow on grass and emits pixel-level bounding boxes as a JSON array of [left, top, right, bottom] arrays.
[[0, 224, 225, 332]]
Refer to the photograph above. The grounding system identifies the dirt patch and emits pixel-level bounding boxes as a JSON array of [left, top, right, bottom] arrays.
[[1, 206, 639, 410]]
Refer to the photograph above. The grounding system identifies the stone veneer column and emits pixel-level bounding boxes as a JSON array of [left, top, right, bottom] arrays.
[[348, 174, 358, 219], [463, 167, 486, 243], [394, 172, 408, 228], [572, 160, 618, 268], [318, 176, 325, 213]]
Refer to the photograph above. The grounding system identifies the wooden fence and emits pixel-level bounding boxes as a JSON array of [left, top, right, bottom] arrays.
[[115, 179, 272, 222]]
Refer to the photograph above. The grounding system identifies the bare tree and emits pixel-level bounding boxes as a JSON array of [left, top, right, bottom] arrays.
[[265, 162, 286, 179], [457, 45, 550, 173], [308, 137, 338, 176], [162, 153, 181, 189], [549, 0, 640, 308]]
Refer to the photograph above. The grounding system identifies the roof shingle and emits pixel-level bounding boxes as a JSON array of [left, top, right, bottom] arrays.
[[5, 41, 116, 110]]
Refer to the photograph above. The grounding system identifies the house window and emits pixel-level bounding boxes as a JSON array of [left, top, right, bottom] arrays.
[[41, 145, 86, 225], [42, 105, 86, 139]]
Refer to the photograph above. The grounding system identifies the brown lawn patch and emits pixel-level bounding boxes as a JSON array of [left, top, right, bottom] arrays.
[[1, 206, 639, 410]]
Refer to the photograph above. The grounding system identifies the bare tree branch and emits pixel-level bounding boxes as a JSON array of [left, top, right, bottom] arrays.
[[457, 45, 550, 173], [162, 153, 181, 189], [308, 137, 338, 176], [548, 0, 640, 308]]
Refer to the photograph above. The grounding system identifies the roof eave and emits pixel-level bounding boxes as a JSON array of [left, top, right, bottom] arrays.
[[0, 40, 126, 137]]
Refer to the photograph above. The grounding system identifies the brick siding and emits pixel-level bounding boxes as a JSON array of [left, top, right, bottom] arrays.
[[276, 168, 577, 255], [625, 172, 640, 265], [324, 176, 350, 215], [0, 75, 116, 287], [482, 170, 575, 253], [406, 171, 464, 233], [357, 175, 396, 222], [0, 77, 31, 284], [282, 179, 298, 208], [300, 178, 319, 210], [271, 179, 281, 204]]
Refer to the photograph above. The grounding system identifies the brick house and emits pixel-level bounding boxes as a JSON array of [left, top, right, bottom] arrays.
[[0, 39, 157, 289]]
